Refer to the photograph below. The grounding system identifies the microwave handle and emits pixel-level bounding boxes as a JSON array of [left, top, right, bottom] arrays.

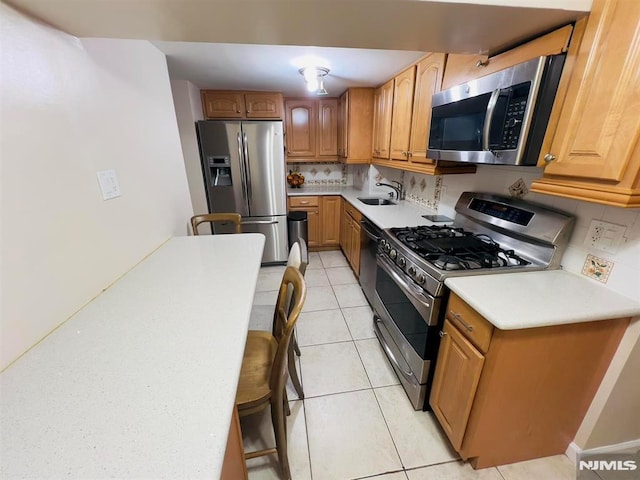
[[482, 89, 501, 151]]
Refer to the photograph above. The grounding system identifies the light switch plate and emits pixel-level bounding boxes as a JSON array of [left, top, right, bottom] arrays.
[[97, 170, 121, 200], [584, 220, 626, 254]]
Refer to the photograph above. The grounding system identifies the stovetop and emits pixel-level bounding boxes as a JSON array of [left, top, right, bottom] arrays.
[[391, 225, 531, 271], [378, 192, 576, 298]]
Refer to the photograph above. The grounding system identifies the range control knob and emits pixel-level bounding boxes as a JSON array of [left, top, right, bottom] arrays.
[[408, 266, 416, 276], [417, 274, 426, 284], [384, 242, 391, 253], [398, 257, 406, 268], [390, 249, 397, 260]]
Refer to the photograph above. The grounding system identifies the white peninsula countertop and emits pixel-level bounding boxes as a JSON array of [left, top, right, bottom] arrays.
[[1, 234, 265, 479], [446, 270, 640, 330]]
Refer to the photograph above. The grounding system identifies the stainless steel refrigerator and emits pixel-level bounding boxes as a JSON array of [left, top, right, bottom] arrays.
[[196, 120, 288, 264]]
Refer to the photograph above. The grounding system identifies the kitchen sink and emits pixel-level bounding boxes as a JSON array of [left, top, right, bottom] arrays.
[[358, 197, 396, 206]]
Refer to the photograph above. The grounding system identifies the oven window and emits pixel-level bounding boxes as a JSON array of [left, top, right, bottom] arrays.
[[376, 266, 438, 360]]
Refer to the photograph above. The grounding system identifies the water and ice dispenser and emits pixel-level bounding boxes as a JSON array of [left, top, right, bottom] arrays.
[[207, 156, 232, 187]]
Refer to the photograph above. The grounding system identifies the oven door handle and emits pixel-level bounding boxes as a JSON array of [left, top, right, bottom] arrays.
[[374, 316, 415, 379], [377, 255, 430, 309]]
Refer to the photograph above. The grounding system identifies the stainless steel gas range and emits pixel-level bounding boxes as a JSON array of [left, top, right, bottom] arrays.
[[372, 191, 575, 410]]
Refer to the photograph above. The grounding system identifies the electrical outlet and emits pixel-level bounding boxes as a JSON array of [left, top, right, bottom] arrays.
[[581, 254, 614, 283], [584, 220, 626, 254]]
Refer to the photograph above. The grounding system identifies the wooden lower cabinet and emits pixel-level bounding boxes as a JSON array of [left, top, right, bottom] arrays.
[[430, 292, 629, 469], [339, 200, 362, 275], [430, 319, 484, 451], [289, 195, 341, 249], [220, 407, 248, 480], [320, 196, 341, 246], [289, 196, 320, 248]]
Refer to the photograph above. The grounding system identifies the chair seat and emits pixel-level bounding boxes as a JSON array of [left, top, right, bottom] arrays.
[[236, 331, 278, 412]]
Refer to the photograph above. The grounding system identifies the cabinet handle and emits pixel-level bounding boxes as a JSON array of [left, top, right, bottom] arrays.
[[439, 330, 447, 337], [401, 151, 407, 156], [236, 110, 241, 113], [300, 201, 309, 204], [408, 151, 413, 157], [476, 59, 488, 68], [544, 153, 557, 163], [451, 311, 474, 332]]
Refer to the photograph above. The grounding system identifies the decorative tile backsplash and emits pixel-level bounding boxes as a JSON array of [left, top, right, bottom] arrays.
[[404, 174, 442, 210], [581, 254, 614, 283], [289, 163, 347, 186]]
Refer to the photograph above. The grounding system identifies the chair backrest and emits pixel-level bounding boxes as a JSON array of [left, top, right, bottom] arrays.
[[191, 213, 242, 235], [270, 266, 306, 394]]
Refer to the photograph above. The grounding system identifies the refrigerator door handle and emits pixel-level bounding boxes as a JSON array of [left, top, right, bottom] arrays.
[[236, 132, 248, 203], [243, 132, 253, 210], [241, 220, 279, 225]]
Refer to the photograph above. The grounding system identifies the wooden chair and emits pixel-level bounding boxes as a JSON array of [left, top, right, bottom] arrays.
[[190, 213, 242, 235], [236, 266, 307, 480], [283, 239, 308, 400]]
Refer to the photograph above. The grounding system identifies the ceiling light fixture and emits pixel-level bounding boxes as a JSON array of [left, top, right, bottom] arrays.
[[299, 66, 329, 96]]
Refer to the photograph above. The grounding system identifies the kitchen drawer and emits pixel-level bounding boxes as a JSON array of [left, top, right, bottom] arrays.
[[446, 293, 493, 353], [343, 200, 362, 222], [289, 196, 319, 208]]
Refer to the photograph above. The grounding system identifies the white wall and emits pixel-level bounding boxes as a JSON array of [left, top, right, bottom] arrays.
[[170, 80, 208, 233], [0, 4, 193, 370]]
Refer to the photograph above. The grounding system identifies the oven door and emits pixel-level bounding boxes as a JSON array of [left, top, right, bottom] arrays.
[[373, 255, 442, 384]]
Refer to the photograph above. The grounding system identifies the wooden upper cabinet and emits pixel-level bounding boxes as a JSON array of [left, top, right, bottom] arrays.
[[531, 0, 640, 207], [285, 100, 317, 157], [389, 66, 416, 161], [202, 91, 245, 118], [441, 24, 573, 91], [202, 91, 283, 119], [284, 98, 338, 161], [409, 53, 445, 164], [318, 99, 338, 157], [244, 93, 283, 118], [338, 88, 374, 163], [372, 79, 394, 159]]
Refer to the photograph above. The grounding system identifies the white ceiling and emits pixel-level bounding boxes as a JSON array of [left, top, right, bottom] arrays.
[[6, 0, 592, 97]]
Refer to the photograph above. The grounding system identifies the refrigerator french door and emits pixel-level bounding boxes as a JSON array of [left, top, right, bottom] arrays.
[[196, 120, 288, 264]]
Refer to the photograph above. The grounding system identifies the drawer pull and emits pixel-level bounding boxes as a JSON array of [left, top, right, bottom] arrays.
[[451, 311, 474, 332], [439, 330, 447, 338], [300, 201, 309, 204]]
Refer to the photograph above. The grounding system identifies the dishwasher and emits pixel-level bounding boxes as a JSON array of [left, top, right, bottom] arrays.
[[359, 218, 382, 306]]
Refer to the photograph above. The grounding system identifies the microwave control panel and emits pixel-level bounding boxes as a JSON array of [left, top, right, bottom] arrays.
[[494, 82, 531, 150]]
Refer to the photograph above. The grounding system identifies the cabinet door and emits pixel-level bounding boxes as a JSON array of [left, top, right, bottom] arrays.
[[372, 79, 394, 159], [318, 99, 338, 157], [389, 66, 416, 161], [350, 220, 361, 275], [245, 93, 283, 119], [320, 196, 341, 246], [430, 320, 484, 451], [441, 25, 573, 91], [340, 201, 349, 256], [202, 91, 245, 119], [535, 0, 640, 190], [285, 100, 317, 157], [409, 54, 445, 164], [338, 92, 348, 157], [307, 207, 320, 248]]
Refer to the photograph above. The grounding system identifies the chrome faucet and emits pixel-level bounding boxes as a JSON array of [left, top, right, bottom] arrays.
[[376, 181, 404, 200]]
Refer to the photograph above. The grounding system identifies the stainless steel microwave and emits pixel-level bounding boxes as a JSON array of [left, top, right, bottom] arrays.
[[427, 54, 566, 166]]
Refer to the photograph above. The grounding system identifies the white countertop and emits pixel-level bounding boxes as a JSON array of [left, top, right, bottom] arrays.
[[445, 270, 640, 330], [0, 235, 265, 479], [288, 186, 447, 229]]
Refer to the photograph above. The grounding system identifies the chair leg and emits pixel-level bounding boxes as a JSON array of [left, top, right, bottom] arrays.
[[293, 332, 301, 357], [288, 343, 305, 399], [271, 398, 292, 480]]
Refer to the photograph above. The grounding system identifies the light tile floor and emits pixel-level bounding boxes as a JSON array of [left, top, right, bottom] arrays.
[[244, 250, 577, 480]]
